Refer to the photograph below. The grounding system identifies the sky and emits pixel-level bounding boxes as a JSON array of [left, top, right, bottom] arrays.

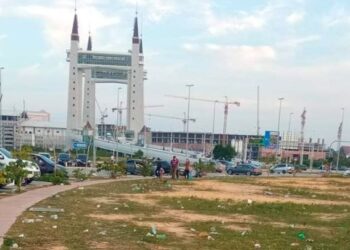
[[0, 0, 350, 146]]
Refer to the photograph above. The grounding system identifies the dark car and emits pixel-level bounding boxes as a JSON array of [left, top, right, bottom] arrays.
[[31, 154, 66, 175], [57, 153, 72, 166], [227, 164, 262, 176], [75, 154, 90, 167], [152, 160, 171, 175], [126, 159, 145, 175]]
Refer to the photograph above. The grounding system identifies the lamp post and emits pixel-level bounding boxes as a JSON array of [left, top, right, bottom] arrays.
[[336, 108, 345, 172], [0, 67, 4, 148], [211, 100, 218, 156], [185, 84, 194, 157], [115, 87, 122, 162], [287, 112, 294, 157], [276, 97, 284, 161]]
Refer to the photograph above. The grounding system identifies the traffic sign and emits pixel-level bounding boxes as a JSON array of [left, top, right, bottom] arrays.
[[72, 142, 87, 150]]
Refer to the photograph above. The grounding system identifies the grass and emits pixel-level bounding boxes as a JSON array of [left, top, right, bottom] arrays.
[[2, 178, 350, 250]]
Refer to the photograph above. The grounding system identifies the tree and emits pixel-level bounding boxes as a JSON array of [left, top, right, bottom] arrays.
[[5, 160, 28, 192], [12, 146, 33, 160], [133, 150, 144, 159], [213, 144, 236, 161]]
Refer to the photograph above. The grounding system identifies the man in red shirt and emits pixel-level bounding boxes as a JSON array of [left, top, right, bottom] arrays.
[[170, 156, 179, 179]]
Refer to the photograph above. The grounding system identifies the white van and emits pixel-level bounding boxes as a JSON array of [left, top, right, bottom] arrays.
[[0, 148, 41, 185]]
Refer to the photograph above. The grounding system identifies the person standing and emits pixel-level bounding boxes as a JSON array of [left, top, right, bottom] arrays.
[[170, 156, 179, 180], [184, 159, 191, 179]]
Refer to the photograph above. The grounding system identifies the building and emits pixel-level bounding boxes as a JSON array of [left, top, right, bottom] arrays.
[[18, 120, 66, 150], [66, 11, 145, 140], [0, 114, 19, 149], [23, 110, 50, 122]]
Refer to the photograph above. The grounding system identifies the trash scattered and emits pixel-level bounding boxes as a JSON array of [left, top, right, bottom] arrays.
[[284, 195, 290, 198], [306, 239, 314, 243], [181, 206, 185, 209], [78, 187, 84, 190], [209, 227, 219, 235], [29, 207, 64, 213], [52, 225, 57, 229], [156, 234, 167, 240], [54, 194, 60, 198], [190, 228, 196, 232], [311, 194, 317, 198], [305, 245, 313, 250], [291, 242, 300, 247], [241, 231, 246, 236], [12, 243, 19, 249], [22, 219, 34, 224], [247, 199, 253, 205], [35, 219, 43, 222], [50, 214, 58, 220], [18, 234, 24, 238], [133, 228, 137, 232], [83, 229, 89, 233], [207, 235, 215, 240], [344, 209, 348, 212], [297, 232, 306, 240], [114, 207, 119, 211], [280, 231, 286, 235], [264, 191, 273, 196], [151, 225, 157, 235], [123, 203, 129, 208], [146, 232, 154, 237], [98, 231, 107, 235], [122, 224, 127, 228], [254, 243, 261, 248], [38, 215, 44, 218], [289, 224, 295, 228]]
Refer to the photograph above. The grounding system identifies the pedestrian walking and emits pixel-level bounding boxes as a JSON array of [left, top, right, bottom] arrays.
[[155, 158, 164, 180], [170, 156, 179, 180], [184, 159, 191, 179]]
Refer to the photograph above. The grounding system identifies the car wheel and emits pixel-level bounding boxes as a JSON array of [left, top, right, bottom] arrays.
[[282, 170, 286, 174], [246, 172, 251, 176], [227, 169, 233, 175]]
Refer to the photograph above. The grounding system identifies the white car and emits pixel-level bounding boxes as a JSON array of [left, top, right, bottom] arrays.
[[270, 163, 294, 174], [0, 148, 41, 185], [343, 170, 350, 177]]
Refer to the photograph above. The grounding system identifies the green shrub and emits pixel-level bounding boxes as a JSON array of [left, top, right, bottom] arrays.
[[72, 168, 92, 181], [97, 160, 126, 178], [0, 169, 8, 187], [5, 160, 29, 192], [139, 159, 153, 177], [193, 159, 215, 177], [37, 170, 69, 185]]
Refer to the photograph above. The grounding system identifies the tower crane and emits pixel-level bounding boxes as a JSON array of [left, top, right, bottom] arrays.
[[95, 99, 108, 138], [165, 95, 240, 144], [145, 113, 196, 132]]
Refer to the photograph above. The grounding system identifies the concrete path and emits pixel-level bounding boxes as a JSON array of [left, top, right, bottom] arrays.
[[0, 179, 121, 246]]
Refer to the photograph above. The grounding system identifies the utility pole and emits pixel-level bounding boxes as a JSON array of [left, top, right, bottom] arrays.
[[300, 108, 306, 165], [0, 67, 4, 148], [276, 97, 284, 161], [211, 100, 218, 155], [185, 84, 194, 157], [336, 108, 345, 171], [257, 85, 260, 136]]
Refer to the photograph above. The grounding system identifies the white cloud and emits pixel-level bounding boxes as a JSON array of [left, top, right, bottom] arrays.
[[278, 35, 320, 48], [286, 11, 304, 24], [182, 43, 199, 51]]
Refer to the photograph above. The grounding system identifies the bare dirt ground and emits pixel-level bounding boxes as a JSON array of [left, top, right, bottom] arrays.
[[86, 177, 350, 239]]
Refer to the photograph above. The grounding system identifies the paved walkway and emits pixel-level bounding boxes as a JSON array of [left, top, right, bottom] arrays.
[[0, 179, 120, 246]]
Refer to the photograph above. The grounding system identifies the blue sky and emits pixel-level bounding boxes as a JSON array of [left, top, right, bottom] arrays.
[[1, 0, 350, 145]]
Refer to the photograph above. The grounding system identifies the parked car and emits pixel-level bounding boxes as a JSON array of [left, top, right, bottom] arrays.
[[218, 160, 236, 171], [75, 154, 90, 167], [227, 164, 262, 176], [0, 148, 40, 184], [152, 160, 171, 175], [294, 164, 308, 171], [343, 170, 350, 176], [270, 164, 294, 174], [31, 154, 66, 175], [57, 153, 72, 166], [39, 152, 53, 160], [126, 159, 145, 175]]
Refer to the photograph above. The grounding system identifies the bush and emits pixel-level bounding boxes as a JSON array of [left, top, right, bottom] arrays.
[[133, 150, 144, 159], [37, 171, 69, 185], [193, 159, 215, 177], [97, 160, 126, 178], [5, 160, 29, 192], [0, 169, 8, 187], [72, 168, 92, 181], [139, 159, 153, 177]]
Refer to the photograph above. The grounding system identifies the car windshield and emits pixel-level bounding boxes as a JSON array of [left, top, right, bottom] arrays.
[[40, 155, 55, 165], [0, 148, 13, 159], [59, 154, 69, 160], [77, 155, 87, 161], [40, 153, 50, 158]]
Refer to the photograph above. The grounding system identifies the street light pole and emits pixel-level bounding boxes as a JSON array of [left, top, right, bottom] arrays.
[[115, 87, 122, 162], [0, 67, 4, 148], [287, 112, 293, 156], [336, 108, 345, 171], [211, 100, 218, 156], [276, 97, 284, 161], [185, 84, 194, 157]]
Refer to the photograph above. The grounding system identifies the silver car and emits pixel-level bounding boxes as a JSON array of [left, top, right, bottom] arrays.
[[270, 163, 294, 174]]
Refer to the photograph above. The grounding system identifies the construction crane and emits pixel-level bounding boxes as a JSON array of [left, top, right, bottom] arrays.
[[165, 95, 240, 144], [145, 113, 196, 132], [95, 99, 108, 138]]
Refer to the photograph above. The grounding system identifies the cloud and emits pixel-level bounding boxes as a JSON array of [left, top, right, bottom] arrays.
[[277, 35, 320, 48], [286, 11, 304, 24], [0, 34, 7, 41]]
